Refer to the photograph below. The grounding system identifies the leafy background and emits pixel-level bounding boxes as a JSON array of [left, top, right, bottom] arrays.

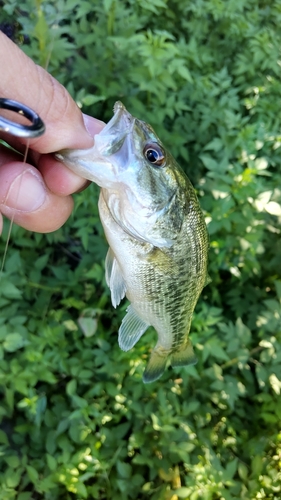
[[0, 0, 281, 498]]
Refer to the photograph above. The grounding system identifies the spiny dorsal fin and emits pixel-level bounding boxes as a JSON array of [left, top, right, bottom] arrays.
[[105, 247, 126, 308], [171, 338, 197, 368], [118, 305, 149, 352]]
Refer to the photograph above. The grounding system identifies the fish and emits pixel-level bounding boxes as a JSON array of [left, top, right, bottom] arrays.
[[56, 102, 209, 383]]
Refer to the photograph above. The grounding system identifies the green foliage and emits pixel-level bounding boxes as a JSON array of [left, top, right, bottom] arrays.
[[1, 0, 281, 498]]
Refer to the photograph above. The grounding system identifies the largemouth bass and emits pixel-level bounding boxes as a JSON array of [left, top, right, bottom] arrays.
[[56, 102, 209, 383]]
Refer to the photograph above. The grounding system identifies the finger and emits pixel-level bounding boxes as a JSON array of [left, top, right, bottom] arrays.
[[0, 142, 88, 198], [0, 162, 73, 232], [0, 143, 23, 167], [0, 111, 104, 197], [0, 32, 104, 154], [38, 155, 89, 196], [37, 114, 105, 195]]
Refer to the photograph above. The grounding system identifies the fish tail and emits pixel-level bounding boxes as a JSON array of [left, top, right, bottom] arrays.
[[143, 339, 197, 383], [171, 338, 197, 367], [143, 347, 169, 384]]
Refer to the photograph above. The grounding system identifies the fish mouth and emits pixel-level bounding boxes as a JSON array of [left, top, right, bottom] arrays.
[[113, 101, 132, 122], [93, 102, 136, 157], [111, 101, 135, 135], [55, 101, 138, 184], [113, 101, 127, 114]]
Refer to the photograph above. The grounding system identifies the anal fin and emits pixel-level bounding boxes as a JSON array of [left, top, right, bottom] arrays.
[[119, 305, 149, 352], [171, 338, 197, 368]]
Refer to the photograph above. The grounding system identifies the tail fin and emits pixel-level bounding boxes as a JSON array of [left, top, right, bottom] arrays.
[[143, 339, 197, 383], [171, 338, 197, 368], [143, 347, 169, 384]]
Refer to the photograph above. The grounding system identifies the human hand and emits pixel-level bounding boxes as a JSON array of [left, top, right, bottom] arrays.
[[0, 31, 104, 235]]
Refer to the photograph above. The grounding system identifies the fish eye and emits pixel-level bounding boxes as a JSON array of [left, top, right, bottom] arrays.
[[143, 143, 165, 167]]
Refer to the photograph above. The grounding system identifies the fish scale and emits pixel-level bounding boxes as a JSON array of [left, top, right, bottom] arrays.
[[56, 101, 209, 383]]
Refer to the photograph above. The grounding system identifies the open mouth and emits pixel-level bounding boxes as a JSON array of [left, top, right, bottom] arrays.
[[113, 101, 135, 131]]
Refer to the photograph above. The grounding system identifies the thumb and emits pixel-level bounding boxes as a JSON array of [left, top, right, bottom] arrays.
[[0, 32, 96, 154]]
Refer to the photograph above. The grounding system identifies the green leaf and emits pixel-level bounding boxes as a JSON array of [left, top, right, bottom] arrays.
[[78, 317, 98, 337], [5, 387, 14, 411], [174, 488, 192, 498], [0, 429, 9, 445], [251, 455, 263, 477], [275, 280, 281, 300], [66, 379, 77, 396], [3, 333, 26, 352], [82, 94, 106, 106], [34, 253, 49, 270], [46, 454, 57, 471], [46, 431, 56, 455], [199, 154, 219, 171], [265, 201, 281, 216], [224, 458, 238, 480], [177, 65, 193, 82], [18, 494, 33, 500], [5, 468, 22, 488], [26, 465, 39, 484], [269, 374, 281, 395], [116, 461, 132, 479], [74, 481, 88, 497], [5, 455, 20, 468], [0, 281, 22, 299], [238, 462, 248, 481]]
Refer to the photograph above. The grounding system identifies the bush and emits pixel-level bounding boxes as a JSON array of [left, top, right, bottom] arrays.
[[0, 0, 281, 498]]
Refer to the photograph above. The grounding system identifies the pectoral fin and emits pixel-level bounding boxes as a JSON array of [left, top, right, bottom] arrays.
[[171, 338, 197, 367], [105, 248, 126, 308], [118, 305, 149, 351]]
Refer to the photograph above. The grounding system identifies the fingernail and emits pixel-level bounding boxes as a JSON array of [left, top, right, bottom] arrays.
[[83, 113, 105, 138], [2, 169, 46, 212]]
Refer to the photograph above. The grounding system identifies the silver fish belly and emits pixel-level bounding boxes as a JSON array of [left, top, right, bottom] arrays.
[[56, 102, 209, 383]]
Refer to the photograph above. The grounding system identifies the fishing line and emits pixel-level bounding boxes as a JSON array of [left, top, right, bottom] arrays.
[[0, 14, 62, 286], [0, 98, 45, 289], [0, 140, 30, 281]]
